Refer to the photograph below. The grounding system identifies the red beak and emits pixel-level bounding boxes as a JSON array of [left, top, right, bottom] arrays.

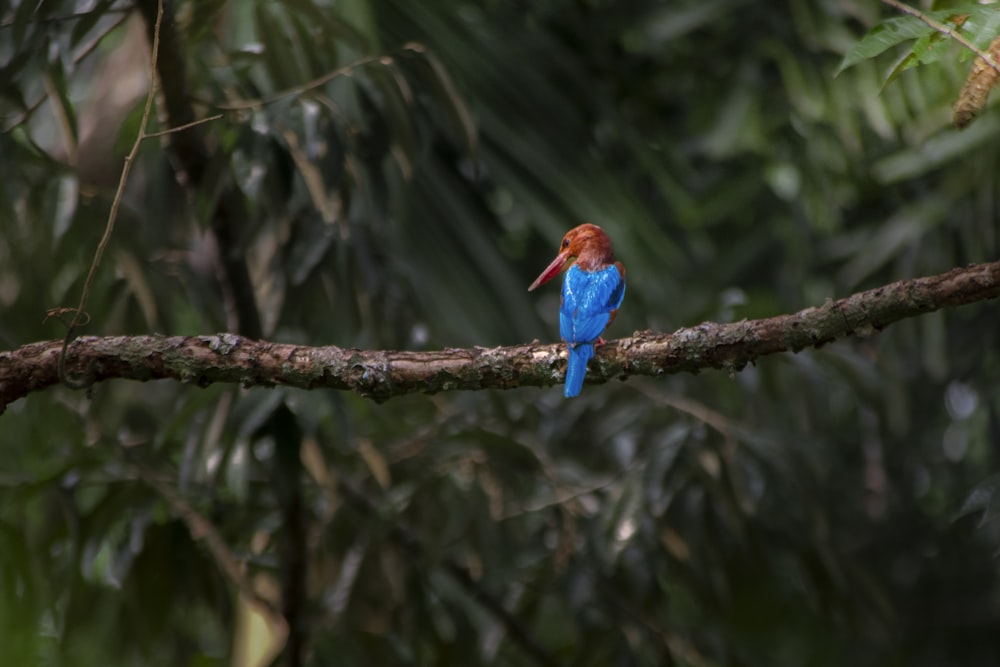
[[528, 251, 571, 291]]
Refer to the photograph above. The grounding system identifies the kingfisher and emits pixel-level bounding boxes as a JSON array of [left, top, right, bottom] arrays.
[[528, 223, 626, 398]]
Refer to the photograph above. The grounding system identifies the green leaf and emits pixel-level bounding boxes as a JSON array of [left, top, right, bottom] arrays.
[[836, 6, 1000, 75], [113, 97, 147, 157], [959, 6, 1000, 51], [254, 4, 304, 90], [836, 15, 939, 75], [283, 0, 371, 52], [367, 59, 419, 179], [288, 10, 333, 78], [69, 0, 117, 50], [909, 30, 953, 67], [10, 0, 39, 51], [46, 59, 79, 149], [402, 46, 477, 156]]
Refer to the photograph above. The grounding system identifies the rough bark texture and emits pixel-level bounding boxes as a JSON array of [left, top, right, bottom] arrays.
[[3, 261, 998, 413]]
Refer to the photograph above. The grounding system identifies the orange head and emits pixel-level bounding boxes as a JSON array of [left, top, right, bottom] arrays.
[[528, 223, 615, 291]]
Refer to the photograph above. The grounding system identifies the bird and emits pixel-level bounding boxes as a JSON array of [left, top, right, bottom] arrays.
[[528, 223, 626, 398]]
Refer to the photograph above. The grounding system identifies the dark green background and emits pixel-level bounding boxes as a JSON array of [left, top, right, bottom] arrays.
[[2, 1, 1000, 665]]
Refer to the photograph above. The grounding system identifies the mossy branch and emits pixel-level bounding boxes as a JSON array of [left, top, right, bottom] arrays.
[[3, 261, 998, 412]]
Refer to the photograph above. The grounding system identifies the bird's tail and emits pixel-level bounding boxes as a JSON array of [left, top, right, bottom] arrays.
[[564, 343, 594, 398]]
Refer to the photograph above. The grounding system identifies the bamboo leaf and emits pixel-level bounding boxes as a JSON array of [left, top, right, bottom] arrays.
[[69, 0, 117, 49], [402, 46, 477, 156], [46, 60, 79, 149], [367, 59, 419, 179]]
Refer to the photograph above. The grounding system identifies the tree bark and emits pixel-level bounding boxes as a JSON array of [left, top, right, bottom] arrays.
[[3, 261, 998, 413]]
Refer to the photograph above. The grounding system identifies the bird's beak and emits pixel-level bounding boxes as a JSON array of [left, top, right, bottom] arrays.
[[528, 251, 571, 291]]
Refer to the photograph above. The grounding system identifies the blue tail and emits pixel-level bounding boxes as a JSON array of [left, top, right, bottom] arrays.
[[564, 343, 594, 398]]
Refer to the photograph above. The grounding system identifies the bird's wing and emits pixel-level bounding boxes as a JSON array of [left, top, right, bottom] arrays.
[[610, 262, 626, 310], [560, 265, 624, 344]]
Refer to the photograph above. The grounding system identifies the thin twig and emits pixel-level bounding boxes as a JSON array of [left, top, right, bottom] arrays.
[[217, 54, 382, 110], [499, 471, 624, 521], [881, 0, 1000, 74], [56, 0, 163, 389], [632, 385, 738, 440], [143, 113, 223, 138]]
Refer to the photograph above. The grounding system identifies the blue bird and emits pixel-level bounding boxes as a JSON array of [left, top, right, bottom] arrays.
[[528, 224, 626, 397]]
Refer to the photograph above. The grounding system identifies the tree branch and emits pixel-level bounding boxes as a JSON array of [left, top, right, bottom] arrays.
[[3, 261, 998, 412]]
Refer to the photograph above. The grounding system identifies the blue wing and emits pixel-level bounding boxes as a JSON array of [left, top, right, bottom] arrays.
[[559, 264, 625, 345]]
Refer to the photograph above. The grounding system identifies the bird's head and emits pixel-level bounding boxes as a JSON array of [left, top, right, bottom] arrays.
[[528, 223, 614, 291]]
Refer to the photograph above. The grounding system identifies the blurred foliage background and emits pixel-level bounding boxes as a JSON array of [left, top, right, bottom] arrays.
[[3, 0, 1000, 665]]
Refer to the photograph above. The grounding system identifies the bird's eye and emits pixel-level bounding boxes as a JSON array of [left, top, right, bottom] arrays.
[[562, 239, 570, 248]]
